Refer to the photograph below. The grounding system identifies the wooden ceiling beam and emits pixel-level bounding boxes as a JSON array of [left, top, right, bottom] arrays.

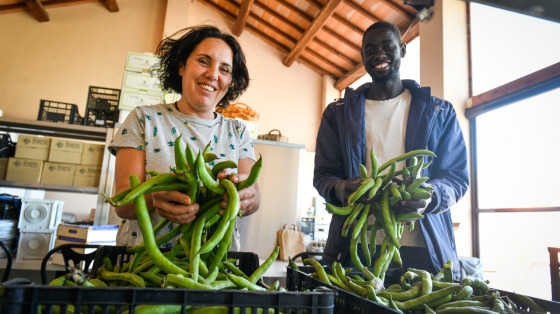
[[342, 0, 383, 23], [255, 0, 305, 33], [335, 62, 365, 90], [304, 47, 346, 77], [24, 0, 49, 22], [232, 0, 254, 36], [283, 0, 343, 67], [385, 0, 418, 17], [105, 0, 119, 12], [313, 37, 356, 66]]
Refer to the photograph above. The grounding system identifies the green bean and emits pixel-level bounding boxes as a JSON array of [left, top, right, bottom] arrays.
[[210, 280, 238, 290], [211, 160, 238, 178], [420, 269, 433, 295], [304, 258, 331, 285], [370, 147, 379, 179], [360, 216, 372, 267], [359, 163, 368, 179], [197, 151, 225, 194], [378, 149, 436, 173], [394, 285, 463, 311], [460, 276, 490, 295], [511, 292, 545, 312], [352, 203, 370, 240], [207, 221, 235, 273], [325, 203, 354, 215], [127, 224, 182, 253], [249, 246, 279, 284], [350, 236, 365, 271], [436, 300, 490, 311], [435, 307, 498, 313], [367, 177, 384, 200], [99, 265, 145, 287], [198, 181, 239, 255], [288, 257, 299, 270], [138, 272, 164, 287], [132, 304, 184, 314], [113, 173, 178, 207], [342, 203, 364, 237], [327, 273, 350, 290], [379, 284, 421, 301], [455, 285, 474, 300], [174, 134, 188, 172], [381, 187, 400, 249], [348, 178, 375, 205], [129, 174, 188, 277], [237, 154, 262, 190], [406, 176, 430, 194], [223, 261, 247, 278], [381, 161, 397, 189], [227, 273, 266, 291], [411, 155, 424, 179], [167, 274, 213, 289], [189, 214, 206, 282], [396, 212, 424, 223]]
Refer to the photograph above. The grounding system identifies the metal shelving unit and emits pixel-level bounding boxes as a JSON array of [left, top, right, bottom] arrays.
[[0, 117, 116, 225]]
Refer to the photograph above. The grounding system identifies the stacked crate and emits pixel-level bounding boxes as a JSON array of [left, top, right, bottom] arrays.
[[84, 86, 121, 128], [118, 52, 180, 111]]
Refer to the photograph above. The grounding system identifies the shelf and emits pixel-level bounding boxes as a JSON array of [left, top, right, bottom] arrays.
[[0, 117, 108, 142], [253, 139, 305, 149], [0, 180, 98, 194]]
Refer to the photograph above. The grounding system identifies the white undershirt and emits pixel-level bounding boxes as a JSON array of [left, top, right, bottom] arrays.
[[364, 89, 425, 247]]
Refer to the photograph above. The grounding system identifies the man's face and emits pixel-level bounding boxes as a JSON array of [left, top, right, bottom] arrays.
[[361, 27, 405, 83]]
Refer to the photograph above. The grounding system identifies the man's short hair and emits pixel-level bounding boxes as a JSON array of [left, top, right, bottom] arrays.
[[362, 21, 402, 45]]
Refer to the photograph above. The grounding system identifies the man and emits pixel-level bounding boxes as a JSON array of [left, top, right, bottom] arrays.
[[313, 21, 469, 280]]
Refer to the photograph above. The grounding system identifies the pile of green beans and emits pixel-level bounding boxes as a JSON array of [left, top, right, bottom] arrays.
[[47, 135, 283, 312], [300, 259, 546, 313], [325, 148, 436, 281]]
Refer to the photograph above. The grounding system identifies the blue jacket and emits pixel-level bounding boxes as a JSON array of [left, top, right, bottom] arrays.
[[314, 80, 469, 279]]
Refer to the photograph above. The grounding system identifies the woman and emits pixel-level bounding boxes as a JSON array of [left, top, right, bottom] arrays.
[[109, 25, 260, 251]]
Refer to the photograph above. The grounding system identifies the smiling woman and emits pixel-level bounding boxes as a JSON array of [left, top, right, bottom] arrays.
[[107, 25, 260, 253]]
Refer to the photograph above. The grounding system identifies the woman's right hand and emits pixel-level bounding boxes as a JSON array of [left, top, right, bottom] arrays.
[[152, 190, 199, 224]]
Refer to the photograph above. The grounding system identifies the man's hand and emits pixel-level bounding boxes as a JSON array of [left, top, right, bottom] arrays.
[[334, 177, 363, 206]]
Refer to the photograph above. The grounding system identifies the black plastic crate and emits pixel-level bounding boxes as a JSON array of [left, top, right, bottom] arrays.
[[89, 245, 261, 279], [287, 267, 400, 314], [287, 267, 560, 314], [84, 108, 119, 128], [0, 134, 16, 158], [1, 284, 334, 314], [86, 86, 121, 112], [37, 100, 80, 124]]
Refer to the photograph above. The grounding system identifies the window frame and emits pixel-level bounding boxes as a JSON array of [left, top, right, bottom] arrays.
[[465, 62, 560, 257]]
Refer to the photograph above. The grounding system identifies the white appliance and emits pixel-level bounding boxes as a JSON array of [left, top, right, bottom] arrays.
[[238, 140, 305, 259], [17, 199, 64, 230], [16, 229, 57, 260]]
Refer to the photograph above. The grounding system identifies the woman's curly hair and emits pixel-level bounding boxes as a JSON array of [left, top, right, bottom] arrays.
[[155, 25, 250, 109]]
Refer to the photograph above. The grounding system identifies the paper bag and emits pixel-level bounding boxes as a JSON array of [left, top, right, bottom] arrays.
[[277, 223, 305, 261]]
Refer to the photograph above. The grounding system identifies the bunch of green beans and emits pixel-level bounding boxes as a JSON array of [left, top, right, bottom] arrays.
[[55, 135, 284, 311], [300, 259, 545, 313], [325, 148, 436, 281]]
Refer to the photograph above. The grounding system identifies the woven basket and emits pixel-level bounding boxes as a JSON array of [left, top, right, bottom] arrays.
[[257, 129, 288, 142]]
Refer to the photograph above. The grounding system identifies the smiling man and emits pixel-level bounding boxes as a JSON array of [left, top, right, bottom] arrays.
[[313, 21, 469, 280]]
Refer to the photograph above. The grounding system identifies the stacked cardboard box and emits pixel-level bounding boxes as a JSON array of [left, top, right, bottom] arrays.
[[51, 224, 118, 266], [6, 135, 51, 183]]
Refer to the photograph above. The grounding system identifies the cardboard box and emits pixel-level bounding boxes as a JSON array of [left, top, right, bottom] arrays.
[[125, 52, 161, 73], [5, 158, 43, 183], [119, 89, 164, 110], [14, 135, 51, 161], [235, 118, 258, 139], [52, 224, 118, 266], [81, 143, 105, 166], [40, 162, 76, 186], [73, 165, 101, 187], [0, 158, 7, 180], [122, 72, 162, 93], [48, 139, 84, 164]]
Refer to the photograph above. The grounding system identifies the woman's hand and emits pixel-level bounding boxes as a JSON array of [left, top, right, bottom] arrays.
[[216, 158, 261, 217], [152, 190, 199, 225]]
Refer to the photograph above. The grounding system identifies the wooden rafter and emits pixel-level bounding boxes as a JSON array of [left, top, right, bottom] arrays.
[[105, 0, 119, 12], [335, 61, 366, 90], [232, 0, 254, 36], [24, 0, 48, 22], [283, 0, 343, 67], [342, 0, 382, 23]]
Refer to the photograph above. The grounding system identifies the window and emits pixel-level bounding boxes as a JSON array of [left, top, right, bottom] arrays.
[[469, 3, 560, 300]]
